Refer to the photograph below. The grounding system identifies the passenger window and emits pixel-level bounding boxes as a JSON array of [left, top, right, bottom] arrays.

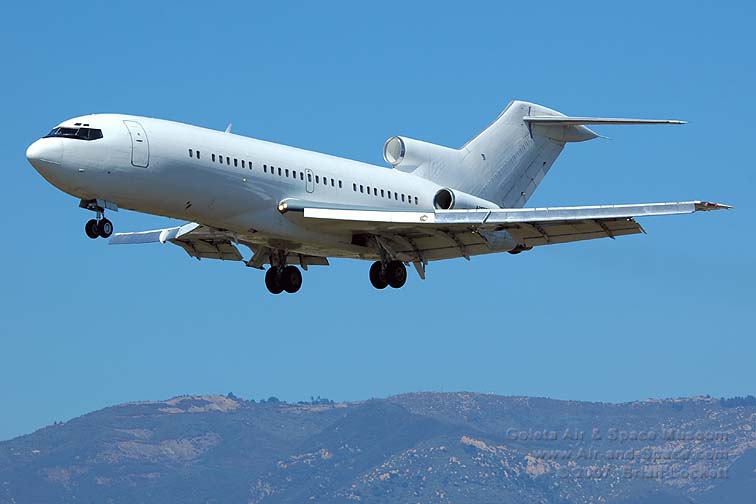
[[278, 167, 282, 176], [249, 161, 252, 170], [285, 169, 289, 177], [197, 151, 201, 159], [234, 158, 238, 167], [189, 149, 193, 158], [226, 157, 230, 165], [315, 175, 320, 184], [338, 180, 342, 188], [414, 196, 418, 205], [263, 164, 267, 173], [242, 160, 245, 168], [353, 183, 357, 191], [360, 185, 364, 193], [401, 194, 405, 202], [331, 178, 335, 187], [300, 172, 304, 180], [307, 173, 312, 182], [212, 154, 216, 162], [323, 177, 327, 186], [381, 189, 384, 197], [374, 188, 377, 196], [395, 193, 398, 200]]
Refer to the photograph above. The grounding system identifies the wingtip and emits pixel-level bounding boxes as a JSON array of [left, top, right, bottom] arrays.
[[695, 201, 733, 211]]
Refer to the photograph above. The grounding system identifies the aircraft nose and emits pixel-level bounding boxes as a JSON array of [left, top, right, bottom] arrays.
[[26, 138, 63, 173]]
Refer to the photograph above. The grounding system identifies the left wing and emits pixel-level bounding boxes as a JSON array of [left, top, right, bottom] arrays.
[[282, 200, 731, 250]]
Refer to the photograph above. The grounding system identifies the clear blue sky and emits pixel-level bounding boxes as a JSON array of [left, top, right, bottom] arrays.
[[1, 1, 753, 440]]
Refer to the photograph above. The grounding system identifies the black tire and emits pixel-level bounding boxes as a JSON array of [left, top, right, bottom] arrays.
[[387, 261, 407, 289], [265, 267, 283, 294], [369, 261, 388, 289], [97, 218, 113, 238], [281, 266, 302, 294], [85, 219, 99, 239]]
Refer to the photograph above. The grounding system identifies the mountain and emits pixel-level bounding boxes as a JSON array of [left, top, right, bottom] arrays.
[[1, 393, 754, 503]]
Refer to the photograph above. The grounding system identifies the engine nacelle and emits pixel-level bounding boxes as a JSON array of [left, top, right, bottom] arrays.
[[432, 187, 498, 210], [383, 136, 461, 173]]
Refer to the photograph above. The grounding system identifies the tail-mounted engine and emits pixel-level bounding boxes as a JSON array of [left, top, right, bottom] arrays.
[[432, 187, 498, 210]]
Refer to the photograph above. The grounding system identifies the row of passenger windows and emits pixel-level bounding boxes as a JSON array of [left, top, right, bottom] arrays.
[[262, 164, 343, 189], [187, 148, 418, 205], [352, 182, 418, 205]]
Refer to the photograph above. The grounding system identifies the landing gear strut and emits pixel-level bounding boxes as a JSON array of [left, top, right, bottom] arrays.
[[369, 261, 407, 290]]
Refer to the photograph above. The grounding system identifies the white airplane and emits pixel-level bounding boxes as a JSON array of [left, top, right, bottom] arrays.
[[26, 100, 730, 294]]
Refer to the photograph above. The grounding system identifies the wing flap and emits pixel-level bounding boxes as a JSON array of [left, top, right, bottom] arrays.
[[505, 217, 644, 247], [171, 238, 242, 261]]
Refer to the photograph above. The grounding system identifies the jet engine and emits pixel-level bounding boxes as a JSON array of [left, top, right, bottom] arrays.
[[383, 136, 460, 172], [432, 187, 498, 210]]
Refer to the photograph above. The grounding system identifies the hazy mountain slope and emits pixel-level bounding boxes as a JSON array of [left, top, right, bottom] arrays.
[[0, 393, 753, 504]]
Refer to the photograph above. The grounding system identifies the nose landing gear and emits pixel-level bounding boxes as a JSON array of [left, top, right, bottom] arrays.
[[80, 199, 116, 240], [84, 216, 113, 239]]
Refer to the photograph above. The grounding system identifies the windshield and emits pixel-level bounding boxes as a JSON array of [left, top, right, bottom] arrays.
[[44, 127, 103, 141]]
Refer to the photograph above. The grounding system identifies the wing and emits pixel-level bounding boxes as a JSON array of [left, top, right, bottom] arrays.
[[281, 200, 731, 260], [109, 222, 331, 268], [109, 222, 243, 261]]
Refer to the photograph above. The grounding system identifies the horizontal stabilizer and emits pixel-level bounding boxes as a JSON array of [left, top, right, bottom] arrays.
[[524, 116, 686, 126]]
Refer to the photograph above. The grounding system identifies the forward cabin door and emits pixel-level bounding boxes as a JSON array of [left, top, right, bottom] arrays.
[[123, 120, 150, 167]]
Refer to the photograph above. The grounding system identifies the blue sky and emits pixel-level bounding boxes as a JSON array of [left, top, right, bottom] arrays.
[[1, 1, 754, 440]]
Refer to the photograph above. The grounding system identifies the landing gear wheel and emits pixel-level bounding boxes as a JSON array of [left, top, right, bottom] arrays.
[[369, 261, 388, 289], [265, 267, 283, 294], [97, 218, 113, 238], [85, 219, 99, 239], [280, 266, 302, 294], [386, 261, 407, 289]]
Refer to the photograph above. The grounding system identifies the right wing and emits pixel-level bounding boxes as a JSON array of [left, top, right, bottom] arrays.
[[109, 222, 243, 261], [109, 222, 330, 268]]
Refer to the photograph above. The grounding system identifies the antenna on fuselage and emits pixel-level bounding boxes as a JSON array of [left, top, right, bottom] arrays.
[[224, 123, 233, 133]]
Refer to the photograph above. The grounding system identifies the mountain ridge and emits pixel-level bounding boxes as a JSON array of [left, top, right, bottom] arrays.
[[1, 392, 754, 503]]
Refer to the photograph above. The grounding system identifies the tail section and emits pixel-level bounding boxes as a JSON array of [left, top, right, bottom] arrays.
[[399, 100, 685, 208]]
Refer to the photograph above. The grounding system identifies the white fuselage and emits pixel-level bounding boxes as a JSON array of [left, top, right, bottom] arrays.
[[27, 114, 452, 258]]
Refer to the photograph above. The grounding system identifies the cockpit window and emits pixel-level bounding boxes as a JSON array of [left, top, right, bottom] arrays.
[[45, 127, 103, 141]]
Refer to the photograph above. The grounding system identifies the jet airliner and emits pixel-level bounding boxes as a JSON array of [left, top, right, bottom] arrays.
[[26, 100, 730, 294]]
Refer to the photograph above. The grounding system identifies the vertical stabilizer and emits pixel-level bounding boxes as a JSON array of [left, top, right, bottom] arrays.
[[453, 101, 584, 208]]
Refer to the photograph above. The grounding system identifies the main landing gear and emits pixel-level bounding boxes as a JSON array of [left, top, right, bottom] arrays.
[[84, 216, 113, 239], [264, 249, 303, 294], [265, 265, 303, 294], [369, 260, 407, 290]]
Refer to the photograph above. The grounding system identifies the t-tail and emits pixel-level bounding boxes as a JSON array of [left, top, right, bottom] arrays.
[[384, 100, 685, 209]]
